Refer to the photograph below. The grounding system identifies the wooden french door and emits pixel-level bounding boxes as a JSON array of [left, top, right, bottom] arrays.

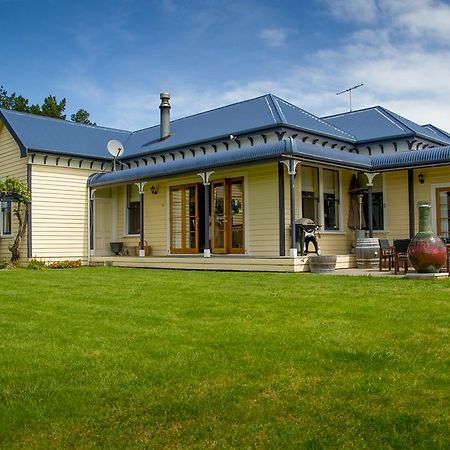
[[436, 187, 450, 237], [170, 184, 199, 254], [211, 178, 245, 254]]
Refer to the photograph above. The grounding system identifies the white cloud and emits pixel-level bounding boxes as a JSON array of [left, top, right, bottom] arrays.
[[259, 28, 288, 47], [321, 0, 379, 23]]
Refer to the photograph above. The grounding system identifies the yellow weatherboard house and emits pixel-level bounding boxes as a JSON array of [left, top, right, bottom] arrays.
[[1, 93, 450, 271]]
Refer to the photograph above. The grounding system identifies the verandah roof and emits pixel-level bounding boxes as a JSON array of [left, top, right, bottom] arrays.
[[88, 139, 450, 188]]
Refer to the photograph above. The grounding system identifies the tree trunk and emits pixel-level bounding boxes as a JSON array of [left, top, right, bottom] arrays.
[[10, 202, 28, 264]]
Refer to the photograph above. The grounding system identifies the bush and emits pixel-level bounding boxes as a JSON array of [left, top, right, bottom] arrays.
[[0, 257, 8, 269], [48, 260, 82, 269], [27, 258, 47, 270]]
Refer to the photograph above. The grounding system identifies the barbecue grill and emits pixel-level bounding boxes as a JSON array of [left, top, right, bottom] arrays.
[[295, 218, 321, 256]]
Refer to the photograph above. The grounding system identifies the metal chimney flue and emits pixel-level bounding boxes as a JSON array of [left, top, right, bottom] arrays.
[[159, 92, 171, 140]]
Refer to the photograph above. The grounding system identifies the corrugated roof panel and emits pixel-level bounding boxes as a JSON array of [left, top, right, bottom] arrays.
[[89, 138, 372, 188], [89, 140, 292, 187], [371, 146, 450, 169]]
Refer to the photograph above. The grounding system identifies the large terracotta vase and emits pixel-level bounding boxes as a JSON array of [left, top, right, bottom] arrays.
[[408, 202, 447, 273]]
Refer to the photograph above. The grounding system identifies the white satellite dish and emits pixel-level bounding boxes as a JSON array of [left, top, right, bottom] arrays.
[[107, 139, 124, 158]]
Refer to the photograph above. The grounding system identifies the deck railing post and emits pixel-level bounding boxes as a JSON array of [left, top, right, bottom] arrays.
[[364, 172, 379, 238], [198, 171, 214, 257], [408, 169, 415, 239], [281, 159, 300, 257], [135, 182, 147, 257], [278, 162, 286, 256]]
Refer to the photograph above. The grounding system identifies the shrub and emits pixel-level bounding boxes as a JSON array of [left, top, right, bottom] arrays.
[[0, 258, 8, 269], [27, 258, 47, 270], [48, 260, 82, 269]]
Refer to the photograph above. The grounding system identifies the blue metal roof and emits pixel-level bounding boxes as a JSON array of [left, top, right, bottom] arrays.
[[3, 95, 450, 164], [89, 139, 371, 188], [124, 94, 355, 158], [323, 107, 450, 145], [371, 145, 450, 170], [89, 138, 450, 188], [0, 108, 130, 160], [1, 94, 355, 162], [269, 95, 355, 141], [421, 124, 450, 142]]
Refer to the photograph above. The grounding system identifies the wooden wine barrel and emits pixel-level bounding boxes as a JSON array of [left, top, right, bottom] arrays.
[[355, 238, 380, 269], [309, 255, 337, 273]]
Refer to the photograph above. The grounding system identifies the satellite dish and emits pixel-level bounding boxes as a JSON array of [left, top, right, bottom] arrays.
[[107, 140, 124, 158]]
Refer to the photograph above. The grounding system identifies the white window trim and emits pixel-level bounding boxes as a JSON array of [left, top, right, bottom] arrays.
[[0, 201, 12, 237], [124, 185, 141, 237]]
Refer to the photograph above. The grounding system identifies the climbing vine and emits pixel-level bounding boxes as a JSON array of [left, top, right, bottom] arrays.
[[0, 176, 31, 264]]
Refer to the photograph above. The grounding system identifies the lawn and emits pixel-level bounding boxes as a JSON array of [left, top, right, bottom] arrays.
[[0, 267, 449, 449]]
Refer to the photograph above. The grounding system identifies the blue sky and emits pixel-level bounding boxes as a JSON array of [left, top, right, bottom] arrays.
[[2, 0, 450, 131]]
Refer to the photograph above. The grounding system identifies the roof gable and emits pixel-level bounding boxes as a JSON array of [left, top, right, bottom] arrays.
[[0, 108, 130, 160]]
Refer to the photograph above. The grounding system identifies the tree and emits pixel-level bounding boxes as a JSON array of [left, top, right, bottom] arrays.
[[41, 95, 66, 120], [0, 176, 31, 264], [0, 85, 94, 124], [71, 108, 96, 125]]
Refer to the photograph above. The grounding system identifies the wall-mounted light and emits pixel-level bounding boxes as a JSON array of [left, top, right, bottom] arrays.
[[418, 173, 425, 184], [151, 185, 158, 195]]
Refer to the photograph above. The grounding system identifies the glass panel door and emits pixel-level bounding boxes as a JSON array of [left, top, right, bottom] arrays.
[[170, 184, 199, 253], [212, 178, 245, 254], [229, 179, 244, 253], [212, 180, 226, 253], [436, 187, 450, 238]]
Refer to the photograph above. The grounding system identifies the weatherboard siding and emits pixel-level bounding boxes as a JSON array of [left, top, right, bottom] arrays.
[[30, 164, 90, 262], [384, 171, 410, 240], [0, 123, 28, 261]]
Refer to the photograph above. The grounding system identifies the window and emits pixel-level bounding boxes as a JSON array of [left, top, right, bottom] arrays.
[[1, 202, 11, 236], [360, 173, 384, 230], [323, 169, 340, 230], [301, 166, 319, 224], [300, 166, 342, 231], [126, 184, 140, 235]]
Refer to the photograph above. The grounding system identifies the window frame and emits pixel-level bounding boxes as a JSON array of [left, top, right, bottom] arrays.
[[299, 165, 343, 233], [125, 184, 141, 236], [1, 201, 12, 237]]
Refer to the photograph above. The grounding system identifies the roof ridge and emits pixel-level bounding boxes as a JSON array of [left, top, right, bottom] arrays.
[[377, 106, 416, 134], [322, 105, 382, 120], [271, 95, 356, 140], [0, 107, 130, 134], [379, 107, 450, 144]]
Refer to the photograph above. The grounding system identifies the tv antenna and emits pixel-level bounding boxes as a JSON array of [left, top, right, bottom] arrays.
[[336, 83, 364, 112], [106, 139, 125, 171]]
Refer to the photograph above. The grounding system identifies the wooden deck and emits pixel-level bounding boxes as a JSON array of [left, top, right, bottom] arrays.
[[89, 254, 356, 272]]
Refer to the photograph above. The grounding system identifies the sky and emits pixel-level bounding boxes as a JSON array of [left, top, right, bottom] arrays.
[[2, 0, 450, 132]]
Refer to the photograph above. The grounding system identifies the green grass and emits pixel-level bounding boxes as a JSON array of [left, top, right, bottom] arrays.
[[0, 267, 449, 449]]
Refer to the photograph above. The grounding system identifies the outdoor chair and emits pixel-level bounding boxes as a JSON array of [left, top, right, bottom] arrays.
[[393, 239, 410, 274], [441, 237, 450, 273], [379, 239, 394, 271]]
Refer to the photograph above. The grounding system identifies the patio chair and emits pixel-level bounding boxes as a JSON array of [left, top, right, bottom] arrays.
[[441, 237, 450, 273], [393, 239, 410, 274], [379, 239, 394, 271]]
